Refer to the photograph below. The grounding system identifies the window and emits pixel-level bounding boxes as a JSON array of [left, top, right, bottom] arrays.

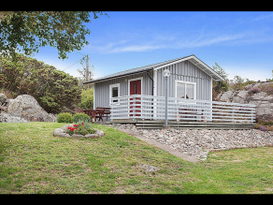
[[175, 80, 196, 100], [110, 83, 120, 105]]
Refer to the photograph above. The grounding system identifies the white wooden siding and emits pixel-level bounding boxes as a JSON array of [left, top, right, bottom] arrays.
[[94, 60, 213, 109], [155, 60, 212, 101]]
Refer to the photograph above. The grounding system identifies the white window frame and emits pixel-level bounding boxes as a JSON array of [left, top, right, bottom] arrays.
[[109, 83, 120, 106], [175, 80, 196, 102]]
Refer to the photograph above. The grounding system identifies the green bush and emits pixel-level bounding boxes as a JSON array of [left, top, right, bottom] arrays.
[[57, 113, 73, 123], [78, 88, 93, 110], [72, 113, 90, 123]]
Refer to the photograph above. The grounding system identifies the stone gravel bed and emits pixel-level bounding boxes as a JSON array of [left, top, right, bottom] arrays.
[[110, 124, 273, 161]]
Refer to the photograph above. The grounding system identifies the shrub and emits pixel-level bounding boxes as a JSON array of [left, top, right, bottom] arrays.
[[258, 119, 273, 126], [0, 53, 81, 114], [259, 84, 273, 95], [57, 112, 73, 123], [254, 123, 260, 129], [230, 75, 245, 90], [72, 113, 90, 123], [78, 88, 93, 110], [243, 79, 256, 86], [259, 125, 269, 131], [268, 126, 273, 131]]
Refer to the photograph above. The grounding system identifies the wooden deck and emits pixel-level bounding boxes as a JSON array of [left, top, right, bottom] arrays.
[[101, 120, 255, 129]]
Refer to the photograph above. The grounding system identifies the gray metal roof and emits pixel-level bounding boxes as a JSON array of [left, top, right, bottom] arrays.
[[84, 54, 224, 84]]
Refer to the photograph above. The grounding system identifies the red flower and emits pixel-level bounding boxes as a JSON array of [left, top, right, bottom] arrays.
[[74, 124, 77, 127], [82, 123, 85, 126]]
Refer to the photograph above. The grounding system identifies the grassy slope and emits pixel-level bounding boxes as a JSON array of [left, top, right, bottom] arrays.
[[1, 122, 273, 194]]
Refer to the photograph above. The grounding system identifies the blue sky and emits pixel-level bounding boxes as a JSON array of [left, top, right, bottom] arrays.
[[33, 11, 273, 81]]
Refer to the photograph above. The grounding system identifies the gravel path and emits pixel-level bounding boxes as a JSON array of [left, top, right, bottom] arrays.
[[110, 124, 273, 162]]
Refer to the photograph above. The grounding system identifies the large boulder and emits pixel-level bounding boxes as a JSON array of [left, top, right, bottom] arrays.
[[219, 90, 234, 102], [7, 94, 57, 122], [0, 94, 57, 122]]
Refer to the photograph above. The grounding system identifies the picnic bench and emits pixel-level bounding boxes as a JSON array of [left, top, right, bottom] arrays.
[[84, 107, 111, 122]]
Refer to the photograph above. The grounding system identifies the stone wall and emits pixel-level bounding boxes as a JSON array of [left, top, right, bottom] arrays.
[[112, 124, 273, 161]]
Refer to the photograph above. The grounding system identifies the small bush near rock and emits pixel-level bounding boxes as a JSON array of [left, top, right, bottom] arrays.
[[259, 84, 273, 95], [259, 125, 269, 131], [268, 125, 273, 131], [57, 112, 73, 123], [72, 113, 90, 123]]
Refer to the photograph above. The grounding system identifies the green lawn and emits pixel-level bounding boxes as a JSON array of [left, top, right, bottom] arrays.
[[1, 122, 273, 194]]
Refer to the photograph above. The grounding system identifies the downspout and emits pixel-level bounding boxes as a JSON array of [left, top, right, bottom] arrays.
[[147, 69, 154, 95], [147, 69, 154, 119], [212, 81, 221, 90]]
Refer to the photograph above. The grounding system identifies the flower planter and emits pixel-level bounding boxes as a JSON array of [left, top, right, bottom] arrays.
[[53, 123, 104, 139]]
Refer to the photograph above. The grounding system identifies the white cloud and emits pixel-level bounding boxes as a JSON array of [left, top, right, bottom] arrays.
[[226, 66, 270, 82], [87, 28, 273, 54], [108, 44, 165, 53], [177, 34, 245, 48], [88, 33, 242, 54], [250, 13, 273, 22]]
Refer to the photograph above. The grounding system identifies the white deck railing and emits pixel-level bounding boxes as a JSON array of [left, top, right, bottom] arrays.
[[110, 94, 256, 123]]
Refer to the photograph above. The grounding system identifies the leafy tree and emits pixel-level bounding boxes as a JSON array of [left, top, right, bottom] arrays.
[[212, 62, 228, 80], [0, 11, 107, 60], [211, 62, 229, 100], [78, 88, 94, 110], [0, 53, 81, 113]]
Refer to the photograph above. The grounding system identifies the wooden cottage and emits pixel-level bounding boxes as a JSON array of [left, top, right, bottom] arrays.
[[84, 54, 255, 128]]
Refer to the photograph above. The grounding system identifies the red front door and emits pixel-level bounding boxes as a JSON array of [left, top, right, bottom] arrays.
[[129, 80, 141, 117]]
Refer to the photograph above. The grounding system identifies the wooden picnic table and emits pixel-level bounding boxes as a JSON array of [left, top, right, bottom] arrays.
[[84, 107, 111, 122]]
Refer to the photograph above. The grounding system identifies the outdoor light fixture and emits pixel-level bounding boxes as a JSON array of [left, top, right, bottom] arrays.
[[163, 69, 171, 128], [163, 69, 171, 78]]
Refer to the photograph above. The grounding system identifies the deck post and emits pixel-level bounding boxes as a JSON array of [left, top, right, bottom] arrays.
[[232, 105, 235, 123], [165, 76, 168, 126], [163, 69, 171, 128], [251, 108, 254, 123]]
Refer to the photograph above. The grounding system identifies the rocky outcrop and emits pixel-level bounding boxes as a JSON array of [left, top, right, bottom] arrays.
[[216, 82, 273, 121], [0, 93, 57, 122]]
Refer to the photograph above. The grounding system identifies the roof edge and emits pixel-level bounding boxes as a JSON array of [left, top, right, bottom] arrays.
[[83, 54, 224, 84]]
